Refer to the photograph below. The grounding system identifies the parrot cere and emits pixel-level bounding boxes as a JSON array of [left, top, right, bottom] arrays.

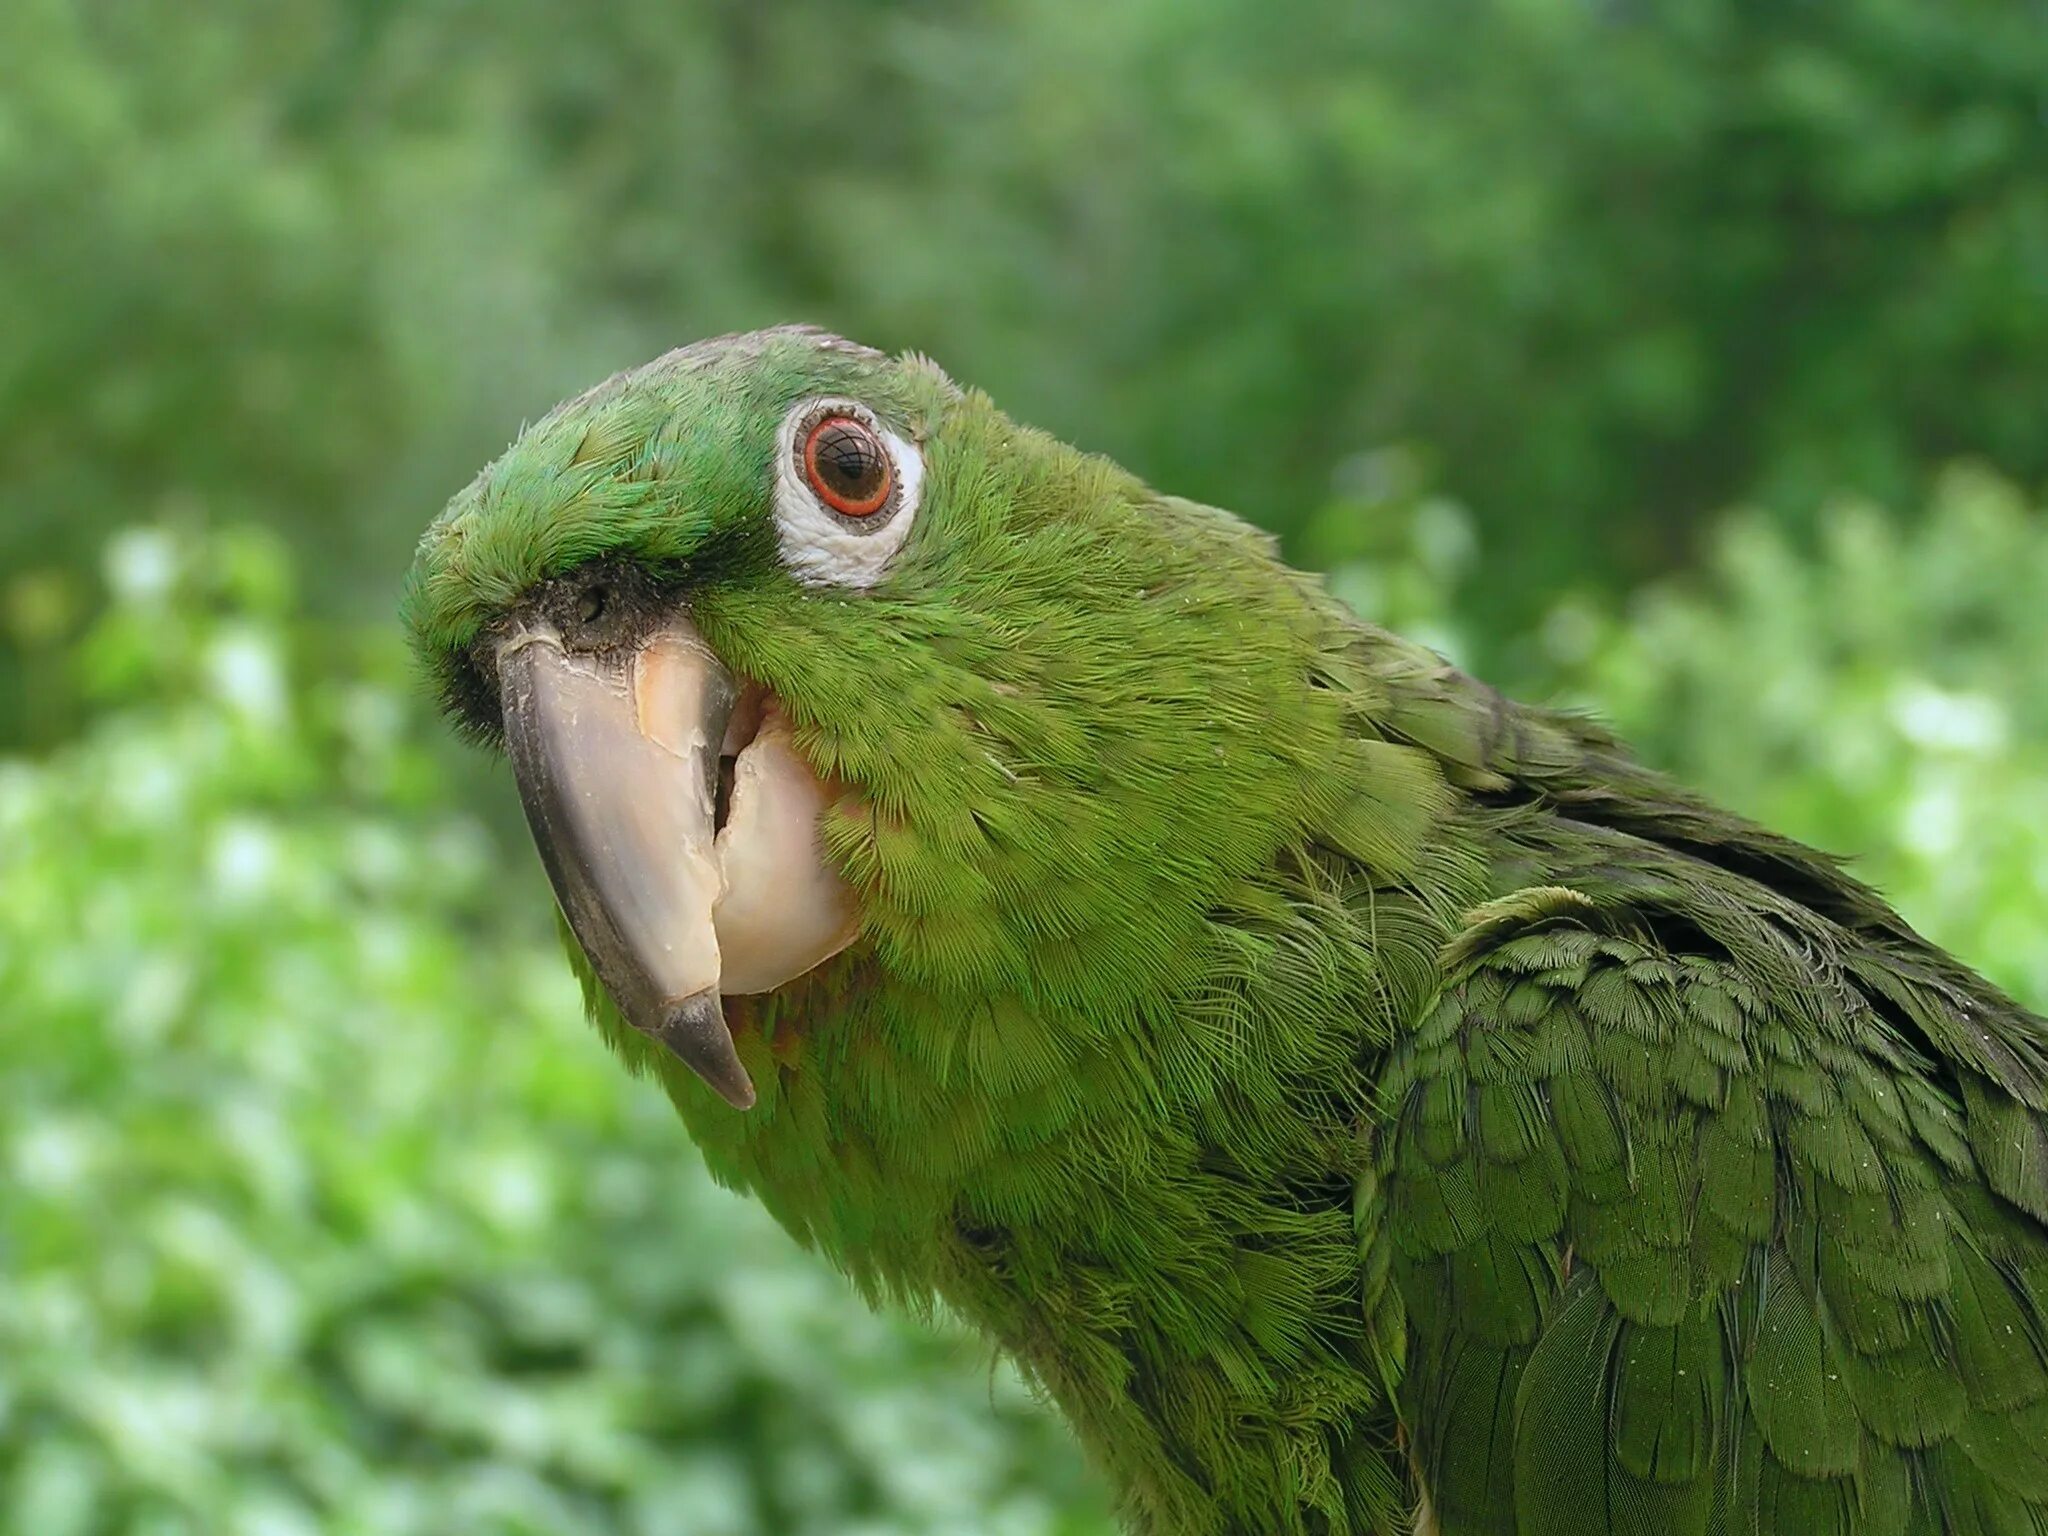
[[404, 327, 2048, 1536]]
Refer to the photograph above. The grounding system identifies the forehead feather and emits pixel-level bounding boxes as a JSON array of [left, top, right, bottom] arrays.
[[403, 326, 956, 663]]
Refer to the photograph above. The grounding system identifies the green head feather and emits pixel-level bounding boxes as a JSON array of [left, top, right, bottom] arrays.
[[403, 325, 1421, 1097]]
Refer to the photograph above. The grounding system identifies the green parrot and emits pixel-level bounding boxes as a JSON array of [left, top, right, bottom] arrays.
[[403, 327, 2048, 1536]]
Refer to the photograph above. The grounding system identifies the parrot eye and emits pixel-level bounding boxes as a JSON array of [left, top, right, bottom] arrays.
[[803, 416, 892, 517], [772, 397, 924, 588]]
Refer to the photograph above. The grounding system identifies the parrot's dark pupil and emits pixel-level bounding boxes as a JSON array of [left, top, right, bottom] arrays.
[[815, 425, 882, 497]]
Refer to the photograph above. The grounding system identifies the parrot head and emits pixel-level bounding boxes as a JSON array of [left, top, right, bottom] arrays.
[[404, 327, 1357, 1140]]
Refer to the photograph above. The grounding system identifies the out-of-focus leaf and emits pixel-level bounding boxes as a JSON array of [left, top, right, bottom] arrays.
[[1551, 465, 2048, 1010], [0, 528, 1116, 1536]]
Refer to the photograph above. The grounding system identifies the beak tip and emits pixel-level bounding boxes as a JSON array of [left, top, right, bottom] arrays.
[[654, 991, 758, 1111]]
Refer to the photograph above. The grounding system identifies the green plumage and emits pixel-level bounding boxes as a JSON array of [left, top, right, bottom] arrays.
[[406, 328, 2048, 1535]]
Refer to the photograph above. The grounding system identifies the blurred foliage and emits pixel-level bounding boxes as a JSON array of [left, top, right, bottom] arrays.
[[5, 0, 2046, 1526], [0, 529, 1115, 1536], [1330, 462, 2048, 1014], [1557, 463, 2048, 1011], [5, 0, 2047, 743]]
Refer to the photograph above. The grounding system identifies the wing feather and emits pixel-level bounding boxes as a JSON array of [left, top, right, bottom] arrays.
[[1384, 888, 2048, 1535]]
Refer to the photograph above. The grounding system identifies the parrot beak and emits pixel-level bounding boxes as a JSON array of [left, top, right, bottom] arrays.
[[496, 614, 857, 1110]]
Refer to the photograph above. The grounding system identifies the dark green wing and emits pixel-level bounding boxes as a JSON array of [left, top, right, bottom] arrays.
[[1381, 864, 2048, 1536]]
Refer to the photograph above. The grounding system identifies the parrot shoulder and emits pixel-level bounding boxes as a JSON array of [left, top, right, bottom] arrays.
[[1377, 853, 2048, 1536]]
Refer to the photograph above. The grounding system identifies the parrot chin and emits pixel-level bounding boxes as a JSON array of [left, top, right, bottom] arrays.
[[495, 611, 857, 1110]]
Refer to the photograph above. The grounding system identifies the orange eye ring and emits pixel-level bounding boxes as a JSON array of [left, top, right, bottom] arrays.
[[801, 414, 893, 517]]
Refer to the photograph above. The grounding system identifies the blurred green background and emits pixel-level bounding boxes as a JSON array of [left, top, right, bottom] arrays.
[[2, 3, 2045, 1532]]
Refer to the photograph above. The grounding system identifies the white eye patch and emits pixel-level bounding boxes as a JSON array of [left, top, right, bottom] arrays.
[[771, 397, 924, 588]]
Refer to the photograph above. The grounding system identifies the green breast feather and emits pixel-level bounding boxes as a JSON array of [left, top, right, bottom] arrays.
[[405, 327, 2048, 1536]]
